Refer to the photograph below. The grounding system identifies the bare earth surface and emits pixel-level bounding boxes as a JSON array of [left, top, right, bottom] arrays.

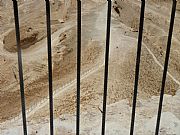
[[0, 0, 180, 134]]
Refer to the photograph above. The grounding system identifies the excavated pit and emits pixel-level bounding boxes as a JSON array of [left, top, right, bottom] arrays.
[[3, 26, 46, 52]]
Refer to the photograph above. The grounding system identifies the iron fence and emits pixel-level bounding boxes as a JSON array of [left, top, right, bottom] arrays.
[[10, 0, 177, 135]]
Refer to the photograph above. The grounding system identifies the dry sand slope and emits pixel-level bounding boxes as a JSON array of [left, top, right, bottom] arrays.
[[0, 0, 104, 122], [0, 0, 180, 134]]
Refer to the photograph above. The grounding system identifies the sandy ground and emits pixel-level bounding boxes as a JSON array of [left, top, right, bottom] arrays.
[[0, 0, 105, 122], [0, 0, 180, 134]]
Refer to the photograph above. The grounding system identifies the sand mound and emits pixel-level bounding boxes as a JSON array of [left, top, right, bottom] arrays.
[[3, 26, 46, 52]]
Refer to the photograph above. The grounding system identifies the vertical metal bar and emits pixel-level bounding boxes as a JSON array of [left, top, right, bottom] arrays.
[[76, 0, 81, 135], [130, 0, 145, 135], [45, 0, 54, 135], [155, 1, 177, 135], [101, 1, 112, 135], [12, 0, 27, 134]]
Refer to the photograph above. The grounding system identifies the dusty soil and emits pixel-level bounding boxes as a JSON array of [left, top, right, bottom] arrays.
[[0, 0, 105, 122], [0, 0, 180, 134], [25, 0, 180, 123]]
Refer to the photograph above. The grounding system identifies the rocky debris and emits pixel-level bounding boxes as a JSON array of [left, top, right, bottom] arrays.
[[59, 33, 67, 42]]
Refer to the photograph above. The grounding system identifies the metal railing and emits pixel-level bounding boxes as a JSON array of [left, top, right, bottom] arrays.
[[76, 0, 81, 135], [45, 1, 54, 135], [10, 0, 177, 135], [130, 0, 145, 134], [12, 0, 27, 134]]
